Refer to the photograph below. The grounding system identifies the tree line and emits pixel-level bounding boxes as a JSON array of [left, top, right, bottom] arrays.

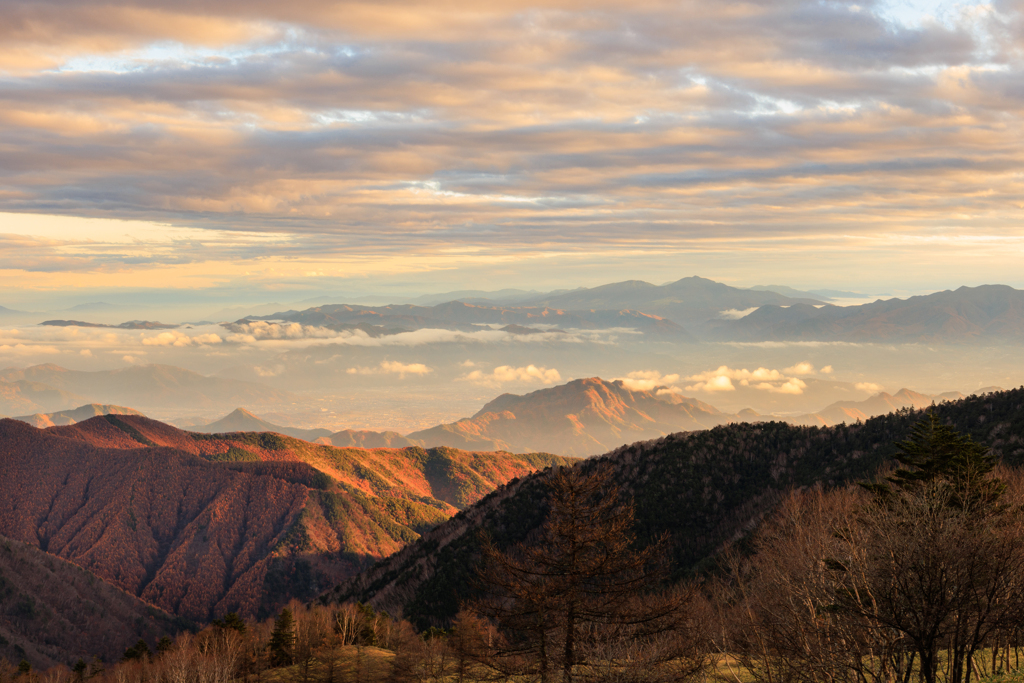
[[4, 412, 1024, 683]]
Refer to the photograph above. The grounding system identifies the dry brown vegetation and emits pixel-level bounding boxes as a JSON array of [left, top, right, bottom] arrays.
[[0, 534, 184, 670], [0, 415, 565, 627]]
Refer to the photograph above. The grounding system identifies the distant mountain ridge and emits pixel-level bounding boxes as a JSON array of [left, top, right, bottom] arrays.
[[190, 408, 333, 441], [0, 379, 86, 416], [246, 301, 695, 340], [12, 403, 143, 428], [228, 278, 1024, 342], [787, 388, 966, 427], [407, 377, 736, 457], [39, 320, 178, 330], [706, 284, 1024, 342]]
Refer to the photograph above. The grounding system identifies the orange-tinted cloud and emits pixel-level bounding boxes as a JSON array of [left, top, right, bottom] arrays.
[[0, 0, 1021, 290]]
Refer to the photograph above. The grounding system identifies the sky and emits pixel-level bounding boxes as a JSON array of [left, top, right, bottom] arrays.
[[1, 0, 1023, 306]]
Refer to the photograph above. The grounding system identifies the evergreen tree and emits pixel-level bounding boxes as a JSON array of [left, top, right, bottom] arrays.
[[269, 607, 296, 667], [213, 612, 248, 635], [122, 639, 151, 661], [867, 411, 1005, 510]]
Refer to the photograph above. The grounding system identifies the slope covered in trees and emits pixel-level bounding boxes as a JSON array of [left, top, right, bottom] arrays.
[[0, 534, 185, 670], [0, 416, 565, 623], [329, 387, 1024, 627]]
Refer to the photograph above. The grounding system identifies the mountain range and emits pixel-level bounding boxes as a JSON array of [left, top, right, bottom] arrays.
[[187, 408, 334, 441], [244, 300, 694, 340], [406, 378, 733, 457], [181, 379, 1012, 458], [226, 278, 1024, 344], [0, 415, 565, 624], [704, 284, 1024, 342], [328, 387, 1024, 628]]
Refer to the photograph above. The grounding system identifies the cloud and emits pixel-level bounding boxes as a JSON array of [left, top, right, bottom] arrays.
[[223, 320, 338, 341], [142, 330, 222, 346], [783, 362, 816, 375], [855, 382, 884, 393], [717, 308, 758, 320], [347, 360, 433, 378], [464, 364, 561, 385], [820, 365, 833, 374], [254, 364, 284, 377], [615, 370, 681, 392], [80, 349, 93, 357], [0, 343, 60, 356], [0, 0, 1021, 293], [755, 378, 807, 394], [687, 375, 736, 393], [684, 364, 811, 394], [122, 355, 138, 363]]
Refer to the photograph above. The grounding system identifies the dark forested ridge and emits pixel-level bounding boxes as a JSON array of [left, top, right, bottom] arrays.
[[328, 387, 1024, 628]]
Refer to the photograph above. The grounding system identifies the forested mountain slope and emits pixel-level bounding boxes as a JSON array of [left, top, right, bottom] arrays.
[[0, 416, 565, 623], [0, 535, 184, 670], [328, 387, 1024, 628]]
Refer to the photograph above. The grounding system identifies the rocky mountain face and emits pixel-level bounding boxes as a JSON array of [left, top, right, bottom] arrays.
[[328, 388, 1024, 628], [0, 415, 565, 622], [406, 378, 734, 457]]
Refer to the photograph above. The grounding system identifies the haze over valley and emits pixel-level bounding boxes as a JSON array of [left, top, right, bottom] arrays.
[[2, 277, 1022, 441]]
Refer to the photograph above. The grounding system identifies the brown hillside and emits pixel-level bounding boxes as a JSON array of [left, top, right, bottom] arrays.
[[0, 534, 184, 670], [0, 416, 565, 623], [408, 378, 733, 457]]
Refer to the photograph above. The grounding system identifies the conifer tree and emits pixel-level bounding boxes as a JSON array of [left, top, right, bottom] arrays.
[[269, 607, 296, 667]]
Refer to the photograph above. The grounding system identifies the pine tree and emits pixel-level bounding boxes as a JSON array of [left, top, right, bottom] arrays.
[[269, 607, 296, 667], [867, 411, 1005, 510]]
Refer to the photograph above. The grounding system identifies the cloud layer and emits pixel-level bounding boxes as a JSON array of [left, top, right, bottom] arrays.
[[464, 364, 562, 386], [0, 0, 1022, 289]]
